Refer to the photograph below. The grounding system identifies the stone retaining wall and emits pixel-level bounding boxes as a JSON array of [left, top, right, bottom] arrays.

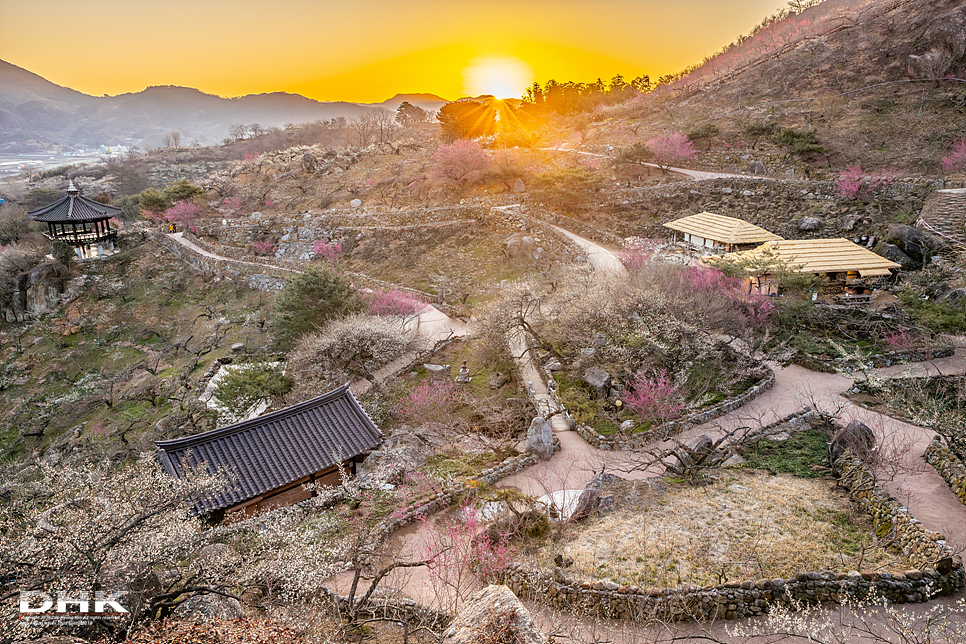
[[498, 450, 964, 622], [924, 436, 966, 507], [152, 230, 460, 316], [835, 453, 957, 569], [576, 370, 776, 451], [150, 230, 291, 291], [795, 346, 956, 374]]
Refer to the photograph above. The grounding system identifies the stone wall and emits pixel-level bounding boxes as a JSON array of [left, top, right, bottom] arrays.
[[835, 454, 957, 569], [368, 449, 554, 545], [576, 369, 776, 451], [498, 449, 964, 622], [609, 176, 940, 241], [924, 435, 966, 506], [795, 345, 956, 374], [150, 230, 291, 292]]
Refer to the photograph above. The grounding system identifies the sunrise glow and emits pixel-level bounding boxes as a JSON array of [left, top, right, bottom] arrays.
[[462, 56, 535, 99], [0, 0, 793, 102]]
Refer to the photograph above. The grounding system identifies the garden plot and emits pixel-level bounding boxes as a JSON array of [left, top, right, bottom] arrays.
[[528, 471, 905, 591]]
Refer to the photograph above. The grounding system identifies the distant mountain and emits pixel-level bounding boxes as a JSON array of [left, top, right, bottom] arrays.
[[364, 92, 450, 113], [0, 60, 413, 153]]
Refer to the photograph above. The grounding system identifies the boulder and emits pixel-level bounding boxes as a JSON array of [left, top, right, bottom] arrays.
[[797, 217, 823, 232], [936, 285, 966, 308], [503, 233, 537, 259], [350, 198, 363, 208], [747, 159, 767, 175], [441, 585, 548, 644], [524, 417, 553, 460], [572, 471, 623, 520], [884, 225, 946, 266], [423, 363, 451, 379], [877, 243, 916, 270], [6, 261, 68, 322], [98, 561, 163, 622], [513, 178, 527, 194], [489, 371, 510, 389], [172, 592, 244, 622], [583, 366, 612, 399], [830, 420, 876, 464]]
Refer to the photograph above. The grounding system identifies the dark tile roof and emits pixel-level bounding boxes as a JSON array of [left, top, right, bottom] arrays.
[[27, 182, 123, 223], [155, 383, 382, 513]]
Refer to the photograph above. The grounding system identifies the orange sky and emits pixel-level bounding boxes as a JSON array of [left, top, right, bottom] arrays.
[[0, 0, 791, 102]]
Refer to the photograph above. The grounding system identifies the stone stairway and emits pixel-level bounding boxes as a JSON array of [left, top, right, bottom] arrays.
[[919, 189, 966, 245]]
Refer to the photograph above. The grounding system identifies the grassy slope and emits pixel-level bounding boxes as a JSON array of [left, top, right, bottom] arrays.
[[0, 236, 274, 461]]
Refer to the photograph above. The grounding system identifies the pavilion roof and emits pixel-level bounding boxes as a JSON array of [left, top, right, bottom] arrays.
[[27, 181, 122, 224], [664, 212, 783, 245]]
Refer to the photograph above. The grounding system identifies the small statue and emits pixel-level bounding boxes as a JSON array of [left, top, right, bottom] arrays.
[[455, 360, 471, 384]]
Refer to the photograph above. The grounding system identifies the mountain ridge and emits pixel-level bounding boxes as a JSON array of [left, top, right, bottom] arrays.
[[0, 60, 449, 153]]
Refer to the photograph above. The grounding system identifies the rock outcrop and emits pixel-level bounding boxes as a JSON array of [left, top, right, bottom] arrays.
[[440, 585, 547, 644]]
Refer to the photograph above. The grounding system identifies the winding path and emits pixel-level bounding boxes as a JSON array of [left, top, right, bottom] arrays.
[[163, 232, 469, 395], [168, 221, 966, 619]]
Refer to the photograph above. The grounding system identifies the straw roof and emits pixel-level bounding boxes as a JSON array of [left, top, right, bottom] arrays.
[[721, 239, 901, 277], [663, 212, 782, 245]]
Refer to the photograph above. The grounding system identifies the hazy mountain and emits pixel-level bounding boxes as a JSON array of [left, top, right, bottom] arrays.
[[364, 92, 450, 113], [0, 60, 410, 153]]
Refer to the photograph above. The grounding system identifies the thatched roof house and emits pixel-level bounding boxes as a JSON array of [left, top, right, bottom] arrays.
[[664, 212, 782, 252]]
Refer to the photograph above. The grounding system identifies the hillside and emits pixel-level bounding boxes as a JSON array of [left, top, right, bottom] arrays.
[[583, 0, 966, 174], [0, 60, 392, 152]]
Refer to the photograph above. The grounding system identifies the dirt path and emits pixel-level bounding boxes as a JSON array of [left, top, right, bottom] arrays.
[[164, 232, 469, 395], [538, 147, 770, 181]]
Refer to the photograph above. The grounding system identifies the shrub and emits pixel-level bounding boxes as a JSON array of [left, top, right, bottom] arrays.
[[287, 313, 417, 400], [271, 265, 362, 350], [0, 205, 43, 245], [312, 240, 342, 263], [941, 137, 966, 174], [252, 240, 276, 255], [213, 362, 293, 416], [772, 127, 827, 159], [686, 123, 720, 150], [835, 165, 892, 200]]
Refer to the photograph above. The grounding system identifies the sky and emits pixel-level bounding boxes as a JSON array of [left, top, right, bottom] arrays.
[[0, 0, 791, 103]]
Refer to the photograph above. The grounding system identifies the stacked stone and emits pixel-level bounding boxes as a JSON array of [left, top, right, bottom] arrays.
[[925, 436, 966, 506], [796, 346, 955, 373], [501, 561, 963, 623], [368, 450, 549, 543], [576, 370, 775, 451], [836, 454, 957, 569]]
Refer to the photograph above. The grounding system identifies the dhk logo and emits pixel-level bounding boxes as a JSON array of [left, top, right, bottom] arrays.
[[19, 591, 129, 615]]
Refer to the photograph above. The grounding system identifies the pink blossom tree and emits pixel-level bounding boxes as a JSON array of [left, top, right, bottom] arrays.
[[941, 138, 966, 174], [646, 132, 695, 172], [363, 288, 427, 316], [429, 139, 489, 184], [834, 166, 892, 201], [623, 369, 685, 427], [312, 240, 342, 263], [395, 379, 462, 425], [163, 200, 202, 229], [222, 196, 243, 213], [252, 240, 276, 255]]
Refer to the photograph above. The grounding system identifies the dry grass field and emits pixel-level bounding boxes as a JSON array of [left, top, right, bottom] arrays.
[[530, 471, 906, 590]]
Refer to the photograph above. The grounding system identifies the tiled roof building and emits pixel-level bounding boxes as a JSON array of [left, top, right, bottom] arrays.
[[156, 384, 382, 519]]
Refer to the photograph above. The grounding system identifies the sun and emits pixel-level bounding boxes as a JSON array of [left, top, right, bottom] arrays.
[[462, 55, 534, 99]]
